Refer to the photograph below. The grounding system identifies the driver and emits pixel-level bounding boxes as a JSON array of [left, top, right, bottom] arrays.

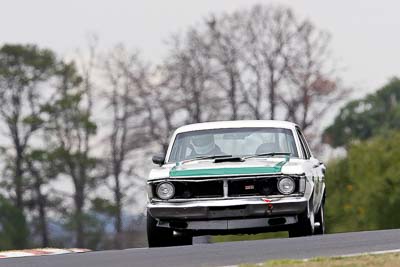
[[190, 134, 223, 156]]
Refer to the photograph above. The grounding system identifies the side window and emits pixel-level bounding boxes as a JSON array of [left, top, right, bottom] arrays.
[[296, 129, 310, 159], [299, 130, 312, 158]]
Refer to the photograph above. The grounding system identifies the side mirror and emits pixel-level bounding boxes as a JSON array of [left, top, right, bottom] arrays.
[[311, 157, 323, 168], [152, 153, 165, 166]]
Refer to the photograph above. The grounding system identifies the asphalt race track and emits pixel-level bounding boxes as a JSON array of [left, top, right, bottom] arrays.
[[2, 229, 400, 267]]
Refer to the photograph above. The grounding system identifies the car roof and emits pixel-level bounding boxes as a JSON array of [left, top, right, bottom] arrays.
[[174, 120, 298, 134]]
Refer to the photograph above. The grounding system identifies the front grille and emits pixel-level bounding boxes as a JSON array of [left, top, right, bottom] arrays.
[[151, 175, 300, 200], [228, 178, 279, 197], [172, 180, 224, 199]]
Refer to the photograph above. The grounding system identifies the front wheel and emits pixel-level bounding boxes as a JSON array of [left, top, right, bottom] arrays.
[[147, 211, 192, 247], [289, 202, 315, 238], [314, 201, 325, 235]]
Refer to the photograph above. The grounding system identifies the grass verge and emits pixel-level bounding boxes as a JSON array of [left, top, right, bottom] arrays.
[[212, 232, 287, 243], [240, 252, 400, 267]]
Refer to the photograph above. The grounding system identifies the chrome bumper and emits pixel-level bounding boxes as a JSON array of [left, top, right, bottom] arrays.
[[148, 196, 308, 221]]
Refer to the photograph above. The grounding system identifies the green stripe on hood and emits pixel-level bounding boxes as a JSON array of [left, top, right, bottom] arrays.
[[170, 157, 289, 177]]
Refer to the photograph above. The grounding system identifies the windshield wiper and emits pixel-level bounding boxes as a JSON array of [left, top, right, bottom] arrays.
[[195, 154, 232, 160], [242, 152, 291, 160]]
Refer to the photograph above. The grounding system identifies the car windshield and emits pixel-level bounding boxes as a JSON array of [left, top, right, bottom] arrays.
[[168, 127, 299, 163]]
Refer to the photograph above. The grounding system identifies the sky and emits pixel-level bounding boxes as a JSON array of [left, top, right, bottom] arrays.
[[1, 0, 400, 98]]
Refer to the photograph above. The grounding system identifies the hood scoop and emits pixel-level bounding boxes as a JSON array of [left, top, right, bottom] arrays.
[[214, 157, 244, 163]]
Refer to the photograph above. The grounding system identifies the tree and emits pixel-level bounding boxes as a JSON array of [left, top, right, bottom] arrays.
[[243, 6, 298, 120], [0, 196, 29, 249], [159, 4, 346, 133], [25, 149, 62, 247], [282, 19, 347, 131], [205, 14, 247, 120], [0, 44, 56, 209], [325, 131, 400, 233], [162, 31, 224, 125], [42, 61, 98, 248], [323, 78, 400, 147], [101, 46, 149, 247]]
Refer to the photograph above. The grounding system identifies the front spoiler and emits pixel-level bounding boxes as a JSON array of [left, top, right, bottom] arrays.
[[148, 196, 308, 221], [158, 216, 298, 231]]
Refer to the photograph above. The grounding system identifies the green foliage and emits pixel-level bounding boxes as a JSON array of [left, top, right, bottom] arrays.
[[212, 232, 287, 243], [0, 44, 58, 214], [22, 115, 44, 128], [0, 44, 56, 84], [55, 61, 83, 88], [63, 211, 106, 250], [0, 44, 102, 249], [43, 62, 97, 136], [0, 196, 29, 249], [92, 198, 118, 217], [323, 78, 400, 147], [325, 131, 400, 232]]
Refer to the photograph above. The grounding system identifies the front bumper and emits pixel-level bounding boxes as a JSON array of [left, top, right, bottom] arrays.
[[148, 196, 308, 221]]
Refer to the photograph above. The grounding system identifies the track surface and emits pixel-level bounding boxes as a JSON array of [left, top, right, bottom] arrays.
[[2, 229, 400, 267]]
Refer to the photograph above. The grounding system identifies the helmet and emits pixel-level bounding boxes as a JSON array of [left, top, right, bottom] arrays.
[[191, 134, 215, 155]]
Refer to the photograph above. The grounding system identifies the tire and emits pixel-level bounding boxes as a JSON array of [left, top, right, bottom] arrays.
[[147, 211, 192, 247], [289, 200, 315, 238], [314, 199, 325, 235]]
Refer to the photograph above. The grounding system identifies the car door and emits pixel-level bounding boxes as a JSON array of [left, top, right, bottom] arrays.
[[296, 128, 320, 211], [296, 128, 324, 211]]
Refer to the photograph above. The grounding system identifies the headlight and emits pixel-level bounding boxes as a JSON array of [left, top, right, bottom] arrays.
[[277, 177, 295, 195], [156, 182, 175, 200]]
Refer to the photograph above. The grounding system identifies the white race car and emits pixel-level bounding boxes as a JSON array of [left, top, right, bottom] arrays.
[[147, 120, 326, 247]]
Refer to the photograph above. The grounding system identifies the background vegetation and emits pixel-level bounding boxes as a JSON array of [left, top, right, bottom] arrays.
[[325, 79, 400, 233], [0, 3, 397, 250]]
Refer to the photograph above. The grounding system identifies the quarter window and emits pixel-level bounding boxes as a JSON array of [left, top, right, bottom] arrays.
[[296, 128, 311, 159]]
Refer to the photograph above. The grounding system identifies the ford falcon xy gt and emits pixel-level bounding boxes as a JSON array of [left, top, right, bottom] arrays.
[[147, 120, 326, 247]]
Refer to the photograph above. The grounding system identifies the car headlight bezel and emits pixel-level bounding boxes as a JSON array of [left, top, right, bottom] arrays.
[[277, 177, 295, 195], [156, 182, 175, 200]]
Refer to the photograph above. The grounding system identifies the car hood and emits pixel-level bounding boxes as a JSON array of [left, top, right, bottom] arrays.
[[148, 158, 306, 180]]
